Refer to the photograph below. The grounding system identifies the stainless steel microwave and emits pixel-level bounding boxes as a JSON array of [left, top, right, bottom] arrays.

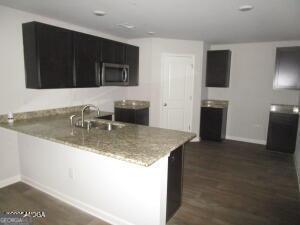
[[101, 63, 129, 86]]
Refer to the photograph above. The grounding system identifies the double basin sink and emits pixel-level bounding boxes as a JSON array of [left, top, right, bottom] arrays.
[[75, 119, 125, 131], [70, 104, 126, 131]]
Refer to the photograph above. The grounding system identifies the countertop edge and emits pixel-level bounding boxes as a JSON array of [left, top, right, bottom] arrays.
[[0, 125, 196, 167]]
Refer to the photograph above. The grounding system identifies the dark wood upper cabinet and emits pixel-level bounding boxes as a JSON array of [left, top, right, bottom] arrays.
[[23, 22, 74, 89], [206, 50, 231, 87], [101, 39, 126, 64], [22, 21, 139, 88], [125, 44, 139, 86], [274, 47, 300, 90], [73, 32, 101, 87]]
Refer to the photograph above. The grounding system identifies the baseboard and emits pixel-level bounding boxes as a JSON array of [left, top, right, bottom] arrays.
[[294, 157, 300, 192], [226, 135, 266, 145], [0, 175, 21, 189], [21, 176, 133, 225], [191, 137, 199, 142]]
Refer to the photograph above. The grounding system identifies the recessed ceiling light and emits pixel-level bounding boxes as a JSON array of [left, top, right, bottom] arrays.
[[118, 23, 135, 29], [93, 10, 106, 16], [147, 31, 156, 35], [239, 5, 254, 12]]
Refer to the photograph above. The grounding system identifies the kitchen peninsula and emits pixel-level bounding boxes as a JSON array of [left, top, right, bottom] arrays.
[[0, 105, 195, 225]]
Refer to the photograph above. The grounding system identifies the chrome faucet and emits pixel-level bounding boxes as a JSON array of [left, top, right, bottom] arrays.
[[81, 104, 100, 127]]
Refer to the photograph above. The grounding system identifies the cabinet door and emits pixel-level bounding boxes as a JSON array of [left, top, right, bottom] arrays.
[[74, 32, 101, 87], [267, 112, 298, 153], [23, 22, 40, 88], [200, 107, 223, 141], [135, 108, 149, 125], [206, 50, 231, 87], [101, 39, 125, 64], [166, 146, 183, 222], [274, 47, 300, 90], [114, 108, 135, 123], [97, 115, 112, 121], [37, 23, 74, 88], [125, 44, 139, 86], [115, 108, 149, 125]]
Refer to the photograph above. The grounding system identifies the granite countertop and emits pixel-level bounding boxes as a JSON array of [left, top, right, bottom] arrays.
[[115, 100, 150, 110], [0, 105, 113, 123], [0, 106, 195, 167], [201, 100, 229, 109], [270, 104, 299, 115]]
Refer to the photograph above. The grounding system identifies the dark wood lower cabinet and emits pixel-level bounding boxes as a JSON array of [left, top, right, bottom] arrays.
[[166, 146, 183, 222], [98, 115, 112, 121], [267, 112, 299, 153], [200, 107, 227, 141], [114, 108, 149, 125]]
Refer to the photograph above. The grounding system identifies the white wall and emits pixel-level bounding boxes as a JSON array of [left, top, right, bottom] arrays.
[[127, 38, 206, 139], [200, 43, 210, 101], [295, 94, 300, 190], [0, 5, 128, 183], [208, 41, 300, 144]]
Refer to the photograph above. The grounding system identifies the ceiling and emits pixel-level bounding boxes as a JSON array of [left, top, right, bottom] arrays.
[[0, 0, 300, 44]]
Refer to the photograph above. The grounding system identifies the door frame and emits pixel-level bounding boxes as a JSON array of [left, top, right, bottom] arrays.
[[160, 53, 195, 131]]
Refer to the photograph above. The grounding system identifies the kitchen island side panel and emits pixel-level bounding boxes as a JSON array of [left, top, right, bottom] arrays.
[[18, 133, 169, 225]]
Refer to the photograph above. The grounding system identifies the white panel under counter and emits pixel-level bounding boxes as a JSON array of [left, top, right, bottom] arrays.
[[18, 133, 169, 225], [0, 127, 20, 188]]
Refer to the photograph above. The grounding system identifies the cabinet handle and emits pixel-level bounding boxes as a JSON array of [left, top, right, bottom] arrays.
[[164, 103, 167, 107], [124, 68, 128, 82], [73, 57, 77, 87], [95, 62, 100, 85], [101, 63, 105, 85], [122, 67, 126, 82]]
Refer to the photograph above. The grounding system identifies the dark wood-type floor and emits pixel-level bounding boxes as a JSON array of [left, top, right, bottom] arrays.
[[169, 141, 300, 225], [0, 140, 299, 225], [0, 182, 109, 225]]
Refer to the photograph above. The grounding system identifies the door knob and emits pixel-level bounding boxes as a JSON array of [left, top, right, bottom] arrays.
[[164, 103, 167, 107]]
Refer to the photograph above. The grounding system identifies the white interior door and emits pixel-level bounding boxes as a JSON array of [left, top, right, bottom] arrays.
[[161, 54, 194, 132]]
